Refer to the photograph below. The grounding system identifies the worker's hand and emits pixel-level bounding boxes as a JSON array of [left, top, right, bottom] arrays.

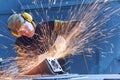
[[53, 35, 67, 53]]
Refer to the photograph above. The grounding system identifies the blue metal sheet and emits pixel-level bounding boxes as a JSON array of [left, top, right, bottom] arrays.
[[1, 74, 120, 80], [24, 74, 120, 80]]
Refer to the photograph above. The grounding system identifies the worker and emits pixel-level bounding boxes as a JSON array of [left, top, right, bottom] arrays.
[[7, 12, 68, 75]]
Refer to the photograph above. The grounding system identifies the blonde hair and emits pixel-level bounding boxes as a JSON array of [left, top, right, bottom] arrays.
[[8, 13, 24, 33]]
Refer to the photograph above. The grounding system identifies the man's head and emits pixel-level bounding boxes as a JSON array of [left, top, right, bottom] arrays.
[[8, 12, 36, 38]]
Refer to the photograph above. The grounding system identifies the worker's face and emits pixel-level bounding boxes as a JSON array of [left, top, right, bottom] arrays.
[[18, 21, 35, 38]]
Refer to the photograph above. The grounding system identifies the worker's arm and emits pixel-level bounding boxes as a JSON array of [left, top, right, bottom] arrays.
[[15, 45, 28, 60], [14, 45, 54, 75]]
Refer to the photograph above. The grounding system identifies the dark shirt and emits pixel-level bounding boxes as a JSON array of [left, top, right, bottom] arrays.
[[15, 20, 79, 73], [15, 21, 57, 56]]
